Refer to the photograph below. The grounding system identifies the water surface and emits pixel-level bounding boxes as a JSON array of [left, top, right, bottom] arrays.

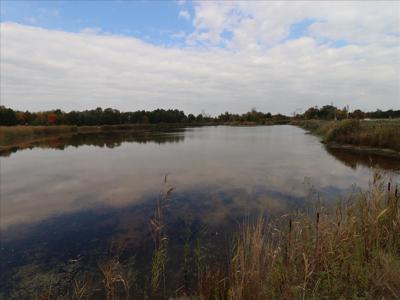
[[1, 125, 399, 296]]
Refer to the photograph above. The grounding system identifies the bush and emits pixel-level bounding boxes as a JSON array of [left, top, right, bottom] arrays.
[[325, 119, 360, 143]]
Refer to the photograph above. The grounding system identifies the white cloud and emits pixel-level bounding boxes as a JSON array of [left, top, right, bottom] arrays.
[[189, 1, 400, 48], [179, 10, 191, 20], [1, 4, 399, 115]]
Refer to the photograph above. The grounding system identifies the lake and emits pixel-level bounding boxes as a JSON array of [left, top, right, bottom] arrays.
[[1, 125, 399, 297]]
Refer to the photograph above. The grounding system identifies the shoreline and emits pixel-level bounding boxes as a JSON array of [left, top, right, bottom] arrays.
[[292, 119, 400, 159], [0, 123, 213, 152], [0, 122, 291, 152], [325, 142, 400, 159], [2, 122, 400, 159]]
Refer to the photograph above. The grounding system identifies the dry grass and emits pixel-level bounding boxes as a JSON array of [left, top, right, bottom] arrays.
[[0, 124, 195, 150], [199, 171, 400, 299], [293, 119, 400, 152], [150, 176, 174, 299], [98, 257, 134, 300], [0, 125, 78, 145]]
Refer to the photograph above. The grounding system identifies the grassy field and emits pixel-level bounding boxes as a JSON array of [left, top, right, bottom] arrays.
[[292, 119, 400, 153]]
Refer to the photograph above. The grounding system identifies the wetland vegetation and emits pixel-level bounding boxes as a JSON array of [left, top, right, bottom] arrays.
[[2, 172, 399, 299], [292, 119, 400, 155]]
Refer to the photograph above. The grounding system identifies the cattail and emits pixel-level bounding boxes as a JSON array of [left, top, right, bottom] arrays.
[[315, 212, 320, 256]]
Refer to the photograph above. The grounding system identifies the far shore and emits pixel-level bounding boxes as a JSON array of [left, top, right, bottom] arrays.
[[0, 123, 216, 152], [1, 120, 399, 159], [0, 120, 294, 151]]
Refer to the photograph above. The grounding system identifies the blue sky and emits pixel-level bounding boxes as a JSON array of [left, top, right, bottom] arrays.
[[0, 1, 398, 114], [1, 1, 196, 46], [1, 0, 315, 47]]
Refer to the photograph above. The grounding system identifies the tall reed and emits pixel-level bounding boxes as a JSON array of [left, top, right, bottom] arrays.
[[150, 175, 173, 299], [204, 171, 400, 299]]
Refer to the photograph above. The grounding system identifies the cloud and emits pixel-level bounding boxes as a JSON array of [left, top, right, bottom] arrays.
[[1, 17, 399, 115], [189, 1, 400, 48], [179, 10, 190, 20]]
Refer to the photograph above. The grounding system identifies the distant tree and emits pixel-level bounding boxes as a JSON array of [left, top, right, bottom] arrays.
[[15, 111, 26, 124], [187, 114, 196, 123], [0, 106, 17, 125], [304, 106, 319, 119], [47, 113, 58, 125], [336, 109, 347, 120], [351, 109, 365, 119], [142, 115, 149, 123], [318, 105, 337, 120], [1, 104, 396, 127]]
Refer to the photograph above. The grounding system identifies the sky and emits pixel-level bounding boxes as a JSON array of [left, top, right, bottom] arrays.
[[0, 1, 399, 115]]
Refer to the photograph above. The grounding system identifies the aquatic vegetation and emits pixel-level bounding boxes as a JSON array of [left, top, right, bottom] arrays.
[[2, 172, 399, 299], [150, 177, 173, 299], [98, 257, 135, 300], [293, 119, 400, 153], [219, 172, 400, 299]]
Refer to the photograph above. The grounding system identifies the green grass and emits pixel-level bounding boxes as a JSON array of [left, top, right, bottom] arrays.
[[293, 119, 400, 152]]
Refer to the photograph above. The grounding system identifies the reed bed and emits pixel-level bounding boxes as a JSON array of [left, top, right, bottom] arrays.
[[0, 123, 207, 150], [0, 125, 78, 145], [112, 172, 400, 299], [293, 119, 400, 152], [213, 172, 400, 299]]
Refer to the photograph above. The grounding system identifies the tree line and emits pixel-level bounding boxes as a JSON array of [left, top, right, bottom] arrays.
[[0, 106, 288, 126], [298, 105, 400, 120], [0, 105, 398, 126]]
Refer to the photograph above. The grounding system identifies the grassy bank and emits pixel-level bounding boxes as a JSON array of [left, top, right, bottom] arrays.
[[0, 121, 290, 151], [219, 173, 399, 299], [292, 119, 400, 154], [7, 172, 399, 299], [0, 123, 219, 151]]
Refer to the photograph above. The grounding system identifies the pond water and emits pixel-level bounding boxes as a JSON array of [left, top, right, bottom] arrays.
[[1, 125, 399, 297]]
